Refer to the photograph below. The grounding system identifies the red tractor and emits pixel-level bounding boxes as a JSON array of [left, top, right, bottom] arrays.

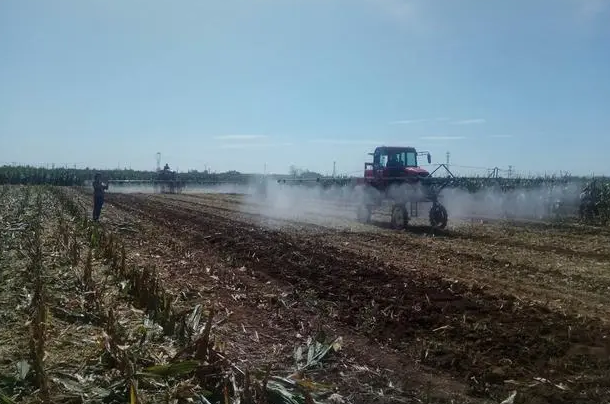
[[354, 146, 449, 229]]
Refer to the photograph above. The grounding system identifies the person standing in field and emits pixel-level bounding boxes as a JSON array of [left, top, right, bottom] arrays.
[[92, 173, 109, 221]]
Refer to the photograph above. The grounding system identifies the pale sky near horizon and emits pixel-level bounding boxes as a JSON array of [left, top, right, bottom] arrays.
[[1, 0, 609, 177]]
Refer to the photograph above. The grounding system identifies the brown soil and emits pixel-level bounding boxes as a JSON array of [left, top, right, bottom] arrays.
[[77, 190, 610, 403]]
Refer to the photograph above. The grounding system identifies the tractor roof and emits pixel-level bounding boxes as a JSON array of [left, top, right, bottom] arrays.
[[375, 146, 417, 152]]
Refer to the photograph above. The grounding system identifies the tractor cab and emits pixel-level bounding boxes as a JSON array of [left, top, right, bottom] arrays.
[[364, 146, 431, 181], [154, 163, 185, 194], [157, 163, 176, 181]]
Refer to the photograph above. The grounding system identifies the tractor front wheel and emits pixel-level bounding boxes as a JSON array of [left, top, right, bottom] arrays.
[[429, 202, 448, 229], [391, 204, 408, 230]]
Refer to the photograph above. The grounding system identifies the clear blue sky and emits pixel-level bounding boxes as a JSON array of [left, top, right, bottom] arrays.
[[1, 0, 609, 176]]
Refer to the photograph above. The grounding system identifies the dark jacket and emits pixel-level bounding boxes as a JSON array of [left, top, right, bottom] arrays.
[[93, 180, 108, 198]]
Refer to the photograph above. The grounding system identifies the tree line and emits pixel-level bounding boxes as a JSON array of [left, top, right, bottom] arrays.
[[0, 165, 263, 186]]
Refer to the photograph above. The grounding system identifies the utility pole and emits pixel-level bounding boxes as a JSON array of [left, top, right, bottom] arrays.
[[332, 161, 336, 178], [508, 165, 513, 178], [446, 152, 450, 167]]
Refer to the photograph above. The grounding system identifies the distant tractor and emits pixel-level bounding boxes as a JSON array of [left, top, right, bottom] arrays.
[[354, 146, 450, 229], [154, 163, 184, 194]]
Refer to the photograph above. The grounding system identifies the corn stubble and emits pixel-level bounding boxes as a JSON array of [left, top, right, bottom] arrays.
[[44, 187, 342, 403], [27, 190, 50, 402]]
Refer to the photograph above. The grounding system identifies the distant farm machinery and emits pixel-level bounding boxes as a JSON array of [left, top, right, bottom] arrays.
[[99, 149, 606, 227], [154, 164, 185, 194], [352, 146, 451, 229], [273, 145, 608, 229], [109, 163, 185, 194], [277, 146, 454, 229]]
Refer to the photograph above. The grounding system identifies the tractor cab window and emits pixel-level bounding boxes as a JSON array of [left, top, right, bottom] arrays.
[[380, 152, 402, 168], [387, 153, 400, 167], [378, 150, 418, 168], [405, 152, 417, 167]]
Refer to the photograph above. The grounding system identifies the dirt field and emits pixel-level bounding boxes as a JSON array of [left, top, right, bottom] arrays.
[[2, 186, 610, 403]]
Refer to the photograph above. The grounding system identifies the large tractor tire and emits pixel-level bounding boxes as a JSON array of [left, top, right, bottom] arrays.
[[429, 202, 448, 229]]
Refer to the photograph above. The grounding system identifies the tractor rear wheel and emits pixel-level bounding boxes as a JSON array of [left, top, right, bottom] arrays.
[[391, 204, 408, 230], [429, 202, 448, 229]]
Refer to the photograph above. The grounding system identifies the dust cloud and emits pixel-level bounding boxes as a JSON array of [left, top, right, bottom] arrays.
[[440, 182, 583, 222], [106, 182, 253, 195], [105, 183, 155, 194], [241, 178, 586, 229], [106, 177, 587, 229], [241, 178, 359, 229]]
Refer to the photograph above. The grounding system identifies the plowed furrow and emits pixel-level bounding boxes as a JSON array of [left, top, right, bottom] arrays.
[[106, 193, 610, 403]]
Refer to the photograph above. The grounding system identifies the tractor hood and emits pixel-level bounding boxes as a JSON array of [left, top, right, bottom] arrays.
[[405, 167, 429, 177]]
